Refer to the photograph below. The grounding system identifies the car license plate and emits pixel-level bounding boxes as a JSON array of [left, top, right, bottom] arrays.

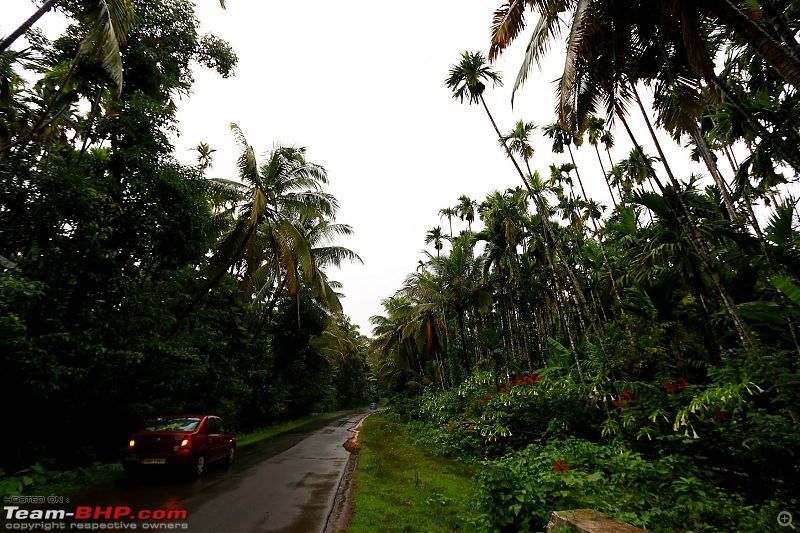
[[142, 458, 166, 464]]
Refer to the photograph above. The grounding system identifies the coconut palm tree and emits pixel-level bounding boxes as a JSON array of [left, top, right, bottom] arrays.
[[311, 314, 367, 370], [193, 142, 216, 170], [182, 123, 334, 322], [369, 295, 427, 392], [489, 0, 800, 102], [1, 0, 137, 94]]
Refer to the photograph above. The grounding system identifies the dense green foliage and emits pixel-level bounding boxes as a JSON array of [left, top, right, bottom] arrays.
[[368, 1, 800, 531], [392, 372, 793, 531], [0, 0, 369, 477]]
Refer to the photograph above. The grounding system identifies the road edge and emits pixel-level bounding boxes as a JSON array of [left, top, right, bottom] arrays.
[[322, 411, 372, 533]]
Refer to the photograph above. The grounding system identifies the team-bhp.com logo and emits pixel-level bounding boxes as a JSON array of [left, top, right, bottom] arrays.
[[4, 504, 188, 530]]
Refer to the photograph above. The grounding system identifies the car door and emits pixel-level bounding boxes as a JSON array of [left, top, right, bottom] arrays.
[[206, 417, 223, 461], [217, 418, 233, 455]]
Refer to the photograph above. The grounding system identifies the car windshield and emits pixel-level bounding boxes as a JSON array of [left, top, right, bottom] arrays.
[[144, 417, 201, 432]]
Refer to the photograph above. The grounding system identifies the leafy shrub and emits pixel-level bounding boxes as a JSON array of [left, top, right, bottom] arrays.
[[404, 372, 603, 459], [0, 463, 123, 496], [473, 438, 782, 533]]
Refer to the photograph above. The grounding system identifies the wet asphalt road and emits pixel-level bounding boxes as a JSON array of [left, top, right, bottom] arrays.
[[5, 410, 369, 533]]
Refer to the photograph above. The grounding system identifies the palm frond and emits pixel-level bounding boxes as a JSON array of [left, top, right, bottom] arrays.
[[558, 0, 590, 125], [512, 12, 563, 106], [79, 0, 136, 95], [490, 0, 530, 62]]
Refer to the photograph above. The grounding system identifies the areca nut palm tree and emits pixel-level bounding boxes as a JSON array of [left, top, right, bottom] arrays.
[[501, 119, 538, 175], [439, 206, 457, 237], [425, 226, 446, 257], [456, 195, 477, 232], [446, 50, 529, 182]]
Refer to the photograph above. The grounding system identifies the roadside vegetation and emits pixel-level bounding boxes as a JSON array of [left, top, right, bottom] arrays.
[[348, 412, 479, 533], [364, 2, 800, 532], [0, 0, 371, 483]]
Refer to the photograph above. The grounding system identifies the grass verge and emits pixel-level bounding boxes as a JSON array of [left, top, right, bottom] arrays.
[[348, 411, 479, 532]]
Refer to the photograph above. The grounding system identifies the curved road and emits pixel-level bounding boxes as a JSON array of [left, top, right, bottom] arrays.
[[8, 410, 368, 533]]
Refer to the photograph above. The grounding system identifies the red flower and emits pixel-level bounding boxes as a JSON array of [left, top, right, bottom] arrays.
[[666, 378, 688, 393], [485, 393, 492, 400], [447, 424, 454, 430], [500, 387, 507, 393], [477, 399, 484, 404], [534, 374, 542, 382], [553, 459, 570, 473], [613, 400, 628, 408], [468, 424, 475, 430], [621, 390, 633, 400]]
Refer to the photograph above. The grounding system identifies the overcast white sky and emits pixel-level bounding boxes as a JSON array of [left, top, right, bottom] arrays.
[[5, 0, 712, 334]]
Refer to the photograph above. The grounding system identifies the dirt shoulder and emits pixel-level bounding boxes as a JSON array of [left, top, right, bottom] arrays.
[[324, 412, 371, 533]]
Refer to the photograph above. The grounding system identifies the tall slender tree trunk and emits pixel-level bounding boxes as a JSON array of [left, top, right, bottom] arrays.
[[566, 145, 624, 306], [629, 84, 758, 350], [691, 127, 738, 221], [478, 93, 602, 341], [0, 0, 59, 54], [457, 310, 471, 376], [709, 74, 800, 174], [756, 0, 800, 51], [554, 274, 585, 380], [703, 0, 800, 89], [594, 143, 619, 210]]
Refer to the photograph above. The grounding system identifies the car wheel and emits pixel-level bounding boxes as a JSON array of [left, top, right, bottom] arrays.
[[192, 454, 206, 477], [224, 446, 235, 467]]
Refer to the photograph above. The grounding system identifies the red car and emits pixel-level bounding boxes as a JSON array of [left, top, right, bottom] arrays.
[[123, 415, 235, 477]]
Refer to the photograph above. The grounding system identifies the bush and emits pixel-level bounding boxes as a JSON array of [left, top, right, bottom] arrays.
[[404, 372, 603, 460], [473, 438, 782, 533]]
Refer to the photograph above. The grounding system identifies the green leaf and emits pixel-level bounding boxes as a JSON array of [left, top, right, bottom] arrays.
[[737, 301, 788, 331], [771, 275, 800, 307]]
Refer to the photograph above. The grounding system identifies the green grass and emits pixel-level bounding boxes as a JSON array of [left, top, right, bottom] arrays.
[[348, 412, 480, 533]]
